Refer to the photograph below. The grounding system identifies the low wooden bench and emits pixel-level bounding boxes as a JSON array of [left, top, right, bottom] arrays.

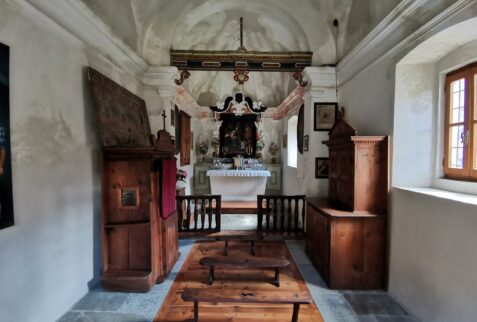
[[182, 288, 312, 322], [199, 256, 289, 287], [214, 234, 283, 256]]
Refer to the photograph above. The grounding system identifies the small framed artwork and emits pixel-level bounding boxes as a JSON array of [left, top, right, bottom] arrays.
[[304, 135, 309, 152], [315, 157, 329, 178], [170, 109, 175, 127], [314, 102, 338, 131], [191, 132, 194, 150], [283, 134, 287, 149]]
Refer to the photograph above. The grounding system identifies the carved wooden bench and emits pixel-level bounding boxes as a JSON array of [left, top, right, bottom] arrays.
[[182, 288, 312, 322], [214, 233, 282, 256], [199, 256, 289, 287]]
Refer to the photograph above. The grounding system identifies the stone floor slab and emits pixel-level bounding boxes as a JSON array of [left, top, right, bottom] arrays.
[[344, 293, 408, 316]]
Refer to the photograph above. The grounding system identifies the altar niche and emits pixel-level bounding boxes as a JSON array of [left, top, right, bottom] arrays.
[[219, 114, 257, 158]]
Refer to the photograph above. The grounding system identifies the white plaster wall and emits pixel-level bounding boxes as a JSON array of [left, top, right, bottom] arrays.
[[0, 3, 144, 321], [389, 188, 477, 322], [338, 7, 477, 322], [393, 64, 436, 187]]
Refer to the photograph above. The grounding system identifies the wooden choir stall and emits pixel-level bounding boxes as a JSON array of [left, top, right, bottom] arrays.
[[88, 68, 179, 292], [306, 119, 388, 290]]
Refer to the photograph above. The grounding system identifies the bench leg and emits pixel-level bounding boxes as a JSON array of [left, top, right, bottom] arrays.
[[193, 301, 199, 322], [274, 268, 280, 287], [251, 240, 256, 256], [209, 266, 215, 285], [291, 303, 300, 322], [224, 241, 228, 256]]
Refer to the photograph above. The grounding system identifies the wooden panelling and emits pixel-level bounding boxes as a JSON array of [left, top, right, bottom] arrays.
[[306, 198, 385, 290], [101, 149, 179, 292]]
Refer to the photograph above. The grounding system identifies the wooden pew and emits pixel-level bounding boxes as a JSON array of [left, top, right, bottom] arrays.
[[199, 256, 289, 287], [182, 288, 312, 322], [214, 233, 283, 256]]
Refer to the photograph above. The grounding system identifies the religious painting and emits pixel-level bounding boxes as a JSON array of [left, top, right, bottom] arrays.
[[170, 108, 175, 127], [315, 157, 329, 179], [219, 115, 257, 157], [283, 134, 287, 149], [180, 111, 191, 166], [0, 42, 14, 230], [304, 135, 309, 152], [314, 102, 338, 131]]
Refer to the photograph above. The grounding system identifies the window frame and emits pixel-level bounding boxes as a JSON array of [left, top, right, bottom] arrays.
[[287, 115, 298, 168], [444, 62, 477, 181]]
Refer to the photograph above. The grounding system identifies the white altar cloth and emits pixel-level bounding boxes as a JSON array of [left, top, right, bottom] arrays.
[[207, 170, 271, 201]]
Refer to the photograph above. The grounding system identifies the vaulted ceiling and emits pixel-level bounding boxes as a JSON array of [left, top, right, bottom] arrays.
[[81, 0, 401, 106]]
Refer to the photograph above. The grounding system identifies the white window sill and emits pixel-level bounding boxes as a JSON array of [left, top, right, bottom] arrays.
[[433, 178, 477, 196], [395, 186, 477, 206]]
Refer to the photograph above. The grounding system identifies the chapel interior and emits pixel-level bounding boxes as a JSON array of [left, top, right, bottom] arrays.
[[1, 1, 477, 322]]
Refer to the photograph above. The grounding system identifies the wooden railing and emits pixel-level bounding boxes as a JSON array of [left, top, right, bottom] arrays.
[[177, 195, 221, 233], [257, 195, 306, 233]]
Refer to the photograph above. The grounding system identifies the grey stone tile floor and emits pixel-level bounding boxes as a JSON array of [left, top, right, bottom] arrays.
[[58, 239, 419, 322]]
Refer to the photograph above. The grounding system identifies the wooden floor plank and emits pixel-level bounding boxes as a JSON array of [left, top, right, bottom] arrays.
[[154, 241, 323, 322]]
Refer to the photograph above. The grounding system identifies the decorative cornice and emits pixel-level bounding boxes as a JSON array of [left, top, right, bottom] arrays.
[[337, 0, 476, 85]]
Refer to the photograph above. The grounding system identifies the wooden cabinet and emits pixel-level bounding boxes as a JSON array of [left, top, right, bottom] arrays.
[[323, 119, 388, 214], [101, 148, 179, 292], [306, 198, 386, 289]]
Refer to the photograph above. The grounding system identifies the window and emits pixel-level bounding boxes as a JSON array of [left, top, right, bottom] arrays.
[[444, 63, 477, 181], [287, 116, 298, 168]]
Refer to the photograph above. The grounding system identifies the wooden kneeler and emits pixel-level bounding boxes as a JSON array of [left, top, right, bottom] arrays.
[[182, 288, 312, 322], [199, 256, 289, 287]]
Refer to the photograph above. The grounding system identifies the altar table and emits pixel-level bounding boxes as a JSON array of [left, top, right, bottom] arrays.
[[206, 170, 271, 201]]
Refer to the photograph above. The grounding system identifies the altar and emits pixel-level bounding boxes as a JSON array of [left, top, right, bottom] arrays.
[[207, 169, 271, 201]]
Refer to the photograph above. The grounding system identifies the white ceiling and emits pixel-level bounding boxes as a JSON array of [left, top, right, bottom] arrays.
[[81, 0, 401, 106]]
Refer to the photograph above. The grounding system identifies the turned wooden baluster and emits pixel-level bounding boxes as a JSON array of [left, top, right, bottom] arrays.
[[294, 198, 300, 233], [215, 196, 221, 231], [265, 198, 271, 230], [280, 199, 286, 231], [273, 198, 278, 231], [200, 198, 206, 230], [287, 199, 293, 233], [185, 199, 191, 230]]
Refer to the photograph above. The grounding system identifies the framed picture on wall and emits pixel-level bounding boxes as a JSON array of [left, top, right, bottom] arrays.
[[304, 135, 309, 152], [283, 134, 287, 149], [0, 42, 14, 230], [315, 157, 329, 178], [314, 102, 338, 131], [191, 132, 194, 150], [170, 109, 175, 127]]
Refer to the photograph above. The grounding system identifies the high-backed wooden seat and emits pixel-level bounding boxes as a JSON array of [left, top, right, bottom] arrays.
[[182, 288, 312, 322], [257, 195, 306, 233], [177, 195, 221, 233], [199, 255, 289, 287]]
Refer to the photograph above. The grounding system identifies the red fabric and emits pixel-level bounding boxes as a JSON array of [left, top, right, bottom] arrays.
[[161, 159, 177, 220]]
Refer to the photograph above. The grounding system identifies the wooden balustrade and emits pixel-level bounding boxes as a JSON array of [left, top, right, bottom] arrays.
[[177, 195, 221, 233], [257, 195, 306, 233]]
